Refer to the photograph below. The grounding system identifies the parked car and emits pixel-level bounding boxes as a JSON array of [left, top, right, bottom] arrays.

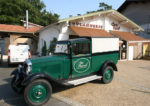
[[8, 44, 31, 66], [11, 37, 119, 106]]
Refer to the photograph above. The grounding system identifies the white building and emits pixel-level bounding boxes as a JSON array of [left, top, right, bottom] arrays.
[[36, 9, 149, 60]]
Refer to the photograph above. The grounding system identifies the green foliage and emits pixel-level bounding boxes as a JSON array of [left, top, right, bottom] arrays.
[[99, 2, 112, 11], [42, 41, 47, 56], [0, 0, 59, 26], [87, 2, 112, 14], [49, 37, 57, 53]]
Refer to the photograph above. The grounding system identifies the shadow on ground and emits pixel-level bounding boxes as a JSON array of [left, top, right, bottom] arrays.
[[0, 62, 18, 68], [0, 78, 26, 106], [0, 62, 103, 106]]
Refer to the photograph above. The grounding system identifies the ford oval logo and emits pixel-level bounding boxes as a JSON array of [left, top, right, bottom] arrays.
[[73, 58, 90, 73]]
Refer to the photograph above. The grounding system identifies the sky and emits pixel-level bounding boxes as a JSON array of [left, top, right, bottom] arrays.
[[42, 0, 125, 19]]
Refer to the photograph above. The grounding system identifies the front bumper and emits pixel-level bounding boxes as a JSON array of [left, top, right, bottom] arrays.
[[11, 69, 28, 93]]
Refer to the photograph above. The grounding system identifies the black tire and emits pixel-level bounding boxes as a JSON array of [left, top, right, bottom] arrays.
[[11, 77, 24, 94], [11, 77, 17, 92], [101, 66, 114, 84], [7, 59, 12, 67], [24, 79, 52, 106]]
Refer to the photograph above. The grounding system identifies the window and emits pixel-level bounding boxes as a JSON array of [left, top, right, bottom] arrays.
[[72, 43, 90, 56], [54, 44, 70, 54]]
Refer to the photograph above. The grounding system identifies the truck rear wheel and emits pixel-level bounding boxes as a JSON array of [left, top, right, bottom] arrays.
[[101, 66, 114, 84], [24, 79, 52, 106]]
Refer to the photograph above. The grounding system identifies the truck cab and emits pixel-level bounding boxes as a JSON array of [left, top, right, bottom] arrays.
[[11, 37, 119, 106]]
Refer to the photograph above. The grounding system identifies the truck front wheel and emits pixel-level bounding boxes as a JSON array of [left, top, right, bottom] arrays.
[[24, 79, 52, 106], [101, 66, 114, 84]]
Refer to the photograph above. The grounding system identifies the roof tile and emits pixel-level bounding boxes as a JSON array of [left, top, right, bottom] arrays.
[[0, 24, 41, 33], [111, 30, 147, 41], [70, 26, 112, 37]]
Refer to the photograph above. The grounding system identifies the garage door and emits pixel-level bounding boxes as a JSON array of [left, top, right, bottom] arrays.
[[0, 39, 4, 62], [0, 39, 4, 54]]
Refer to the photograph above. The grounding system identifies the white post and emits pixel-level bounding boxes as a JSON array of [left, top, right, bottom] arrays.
[[127, 42, 129, 60], [26, 10, 29, 29]]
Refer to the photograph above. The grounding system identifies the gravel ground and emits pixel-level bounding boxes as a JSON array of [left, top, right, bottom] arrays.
[[53, 60, 150, 106]]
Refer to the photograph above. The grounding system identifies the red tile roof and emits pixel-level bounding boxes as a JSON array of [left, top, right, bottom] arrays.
[[111, 31, 146, 41], [0, 24, 42, 33], [70, 26, 113, 37]]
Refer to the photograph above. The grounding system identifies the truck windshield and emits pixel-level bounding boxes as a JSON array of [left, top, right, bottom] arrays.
[[52, 43, 70, 55]]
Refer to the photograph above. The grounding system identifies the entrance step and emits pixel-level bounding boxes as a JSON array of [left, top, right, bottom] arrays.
[[67, 75, 102, 86]]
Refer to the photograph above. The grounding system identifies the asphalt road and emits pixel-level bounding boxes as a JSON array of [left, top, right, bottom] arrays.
[[0, 63, 70, 106]]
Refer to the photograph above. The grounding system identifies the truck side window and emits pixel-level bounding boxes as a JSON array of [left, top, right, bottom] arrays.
[[72, 43, 90, 56]]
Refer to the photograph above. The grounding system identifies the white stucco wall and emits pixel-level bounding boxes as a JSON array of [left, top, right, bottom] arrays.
[[58, 23, 69, 41], [38, 23, 70, 53], [38, 26, 59, 53], [78, 15, 130, 32]]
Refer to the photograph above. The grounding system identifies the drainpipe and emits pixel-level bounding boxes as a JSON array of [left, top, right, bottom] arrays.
[[26, 10, 29, 29], [127, 41, 129, 60]]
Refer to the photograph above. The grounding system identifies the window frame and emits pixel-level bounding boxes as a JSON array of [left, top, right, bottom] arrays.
[[71, 42, 91, 58]]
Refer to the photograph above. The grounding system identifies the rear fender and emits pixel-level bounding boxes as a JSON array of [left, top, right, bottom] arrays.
[[100, 60, 118, 74]]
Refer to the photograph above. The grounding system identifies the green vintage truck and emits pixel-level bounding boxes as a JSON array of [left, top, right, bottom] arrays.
[[11, 37, 119, 106]]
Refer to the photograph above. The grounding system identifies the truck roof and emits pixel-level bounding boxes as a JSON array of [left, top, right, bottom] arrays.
[[55, 38, 90, 44], [55, 37, 118, 44]]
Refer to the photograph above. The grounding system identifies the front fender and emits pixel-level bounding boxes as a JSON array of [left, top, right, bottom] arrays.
[[22, 73, 64, 86], [10, 69, 18, 76]]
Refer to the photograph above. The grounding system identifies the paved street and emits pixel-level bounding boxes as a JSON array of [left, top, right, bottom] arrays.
[[0, 60, 150, 106], [0, 63, 71, 106]]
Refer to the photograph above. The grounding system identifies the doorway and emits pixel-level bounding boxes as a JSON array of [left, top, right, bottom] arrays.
[[128, 46, 134, 60]]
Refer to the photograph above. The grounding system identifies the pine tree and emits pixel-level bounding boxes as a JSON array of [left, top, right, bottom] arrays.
[[42, 41, 47, 56]]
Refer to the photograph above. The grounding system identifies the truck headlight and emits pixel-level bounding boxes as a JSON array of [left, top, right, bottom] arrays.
[[26, 65, 32, 74], [24, 59, 32, 75], [18, 64, 22, 73]]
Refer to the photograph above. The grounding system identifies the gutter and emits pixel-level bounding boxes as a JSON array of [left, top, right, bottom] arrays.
[[128, 40, 150, 43], [0, 30, 34, 34]]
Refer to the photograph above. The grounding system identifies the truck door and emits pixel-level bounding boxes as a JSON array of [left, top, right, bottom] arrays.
[[71, 42, 91, 78]]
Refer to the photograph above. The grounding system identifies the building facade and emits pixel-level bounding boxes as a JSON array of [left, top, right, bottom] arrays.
[[37, 10, 149, 60], [0, 23, 42, 55]]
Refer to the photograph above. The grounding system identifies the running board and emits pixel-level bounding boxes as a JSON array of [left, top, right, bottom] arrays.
[[66, 75, 102, 86]]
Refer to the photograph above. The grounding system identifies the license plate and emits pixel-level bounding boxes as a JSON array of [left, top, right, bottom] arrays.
[[12, 58, 18, 61]]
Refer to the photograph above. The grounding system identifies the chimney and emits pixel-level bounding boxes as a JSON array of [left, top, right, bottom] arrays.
[[69, 15, 73, 17], [26, 10, 29, 29]]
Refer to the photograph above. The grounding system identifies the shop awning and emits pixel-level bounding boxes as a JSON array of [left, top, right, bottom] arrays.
[[111, 31, 148, 42], [70, 26, 113, 37]]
